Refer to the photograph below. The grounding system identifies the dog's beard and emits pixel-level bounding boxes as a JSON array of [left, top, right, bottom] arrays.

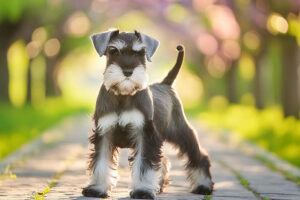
[[103, 64, 148, 96]]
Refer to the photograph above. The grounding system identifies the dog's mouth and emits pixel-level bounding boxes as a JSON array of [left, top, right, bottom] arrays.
[[109, 79, 142, 96]]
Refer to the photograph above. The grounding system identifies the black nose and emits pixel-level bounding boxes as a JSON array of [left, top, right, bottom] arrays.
[[123, 69, 133, 77]]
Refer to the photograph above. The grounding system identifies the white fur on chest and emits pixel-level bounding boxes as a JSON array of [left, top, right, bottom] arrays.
[[97, 109, 144, 135]]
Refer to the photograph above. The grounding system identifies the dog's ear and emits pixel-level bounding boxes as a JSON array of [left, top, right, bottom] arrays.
[[91, 29, 119, 57], [135, 30, 159, 62]]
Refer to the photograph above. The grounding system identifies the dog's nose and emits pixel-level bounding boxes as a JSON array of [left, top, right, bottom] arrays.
[[123, 69, 133, 77]]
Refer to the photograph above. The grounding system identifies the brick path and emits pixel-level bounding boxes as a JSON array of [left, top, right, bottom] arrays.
[[0, 115, 300, 200]]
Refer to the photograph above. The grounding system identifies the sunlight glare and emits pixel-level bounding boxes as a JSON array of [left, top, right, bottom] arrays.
[[174, 68, 204, 108], [267, 13, 289, 35]]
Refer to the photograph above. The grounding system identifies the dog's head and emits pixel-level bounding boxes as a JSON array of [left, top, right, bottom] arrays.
[[91, 29, 159, 96]]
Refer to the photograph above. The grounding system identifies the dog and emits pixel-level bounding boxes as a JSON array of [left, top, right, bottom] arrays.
[[82, 29, 214, 199]]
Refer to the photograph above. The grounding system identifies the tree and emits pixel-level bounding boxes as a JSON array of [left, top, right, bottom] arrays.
[[270, 0, 300, 118], [0, 0, 47, 103]]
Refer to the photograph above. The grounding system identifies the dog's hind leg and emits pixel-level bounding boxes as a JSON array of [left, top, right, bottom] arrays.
[[158, 155, 171, 193], [166, 120, 214, 195]]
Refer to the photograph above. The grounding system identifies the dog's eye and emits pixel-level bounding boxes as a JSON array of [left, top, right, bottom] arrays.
[[133, 49, 145, 56], [108, 47, 119, 55]]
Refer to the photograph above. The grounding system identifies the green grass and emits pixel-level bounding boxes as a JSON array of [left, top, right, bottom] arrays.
[[0, 98, 89, 160], [198, 105, 300, 168]]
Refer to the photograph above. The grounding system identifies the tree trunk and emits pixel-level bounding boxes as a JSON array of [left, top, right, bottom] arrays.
[[0, 22, 20, 102], [281, 36, 299, 118], [253, 43, 267, 110], [46, 58, 61, 96], [226, 62, 237, 103], [0, 40, 10, 102], [0, 20, 33, 103], [26, 63, 32, 103], [254, 59, 263, 109]]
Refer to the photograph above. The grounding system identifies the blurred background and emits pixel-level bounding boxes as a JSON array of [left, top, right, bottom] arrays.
[[1, 0, 300, 168]]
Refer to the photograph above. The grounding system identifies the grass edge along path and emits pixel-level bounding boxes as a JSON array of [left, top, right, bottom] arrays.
[[198, 105, 300, 168], [204, 125, 300, 188], [0, 114, 88, 187], [0, 99, 89, 160]]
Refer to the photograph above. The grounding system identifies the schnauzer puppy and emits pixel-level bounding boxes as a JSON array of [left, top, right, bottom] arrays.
[[82, 29, 214, 199]]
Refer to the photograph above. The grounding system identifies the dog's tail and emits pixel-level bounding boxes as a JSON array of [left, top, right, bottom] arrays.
[[161, 45, 184, 86]]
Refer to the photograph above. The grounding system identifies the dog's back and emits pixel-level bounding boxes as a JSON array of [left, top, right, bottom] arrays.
[[150, 83, 188, 138]]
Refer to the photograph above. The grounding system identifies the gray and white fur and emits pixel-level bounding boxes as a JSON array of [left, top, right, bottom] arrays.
[[82, 29, 214, 199]]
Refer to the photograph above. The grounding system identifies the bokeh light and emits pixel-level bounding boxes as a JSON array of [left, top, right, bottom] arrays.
[[206, 55, 227, 78], [243, 31, 260, 51], [221, 40, 241, 60], [267, 13, 289, 35], [209, 95, 228, 112], [165, 3, 188, 23], [205, 5, 240, 40], [196, 33, 218, 56], [238, 54, 255, 81], [65, 12, 91, 37], [44, 38, 61, 57], [26, 41, 42, 59], [32, 27, 47, 44]]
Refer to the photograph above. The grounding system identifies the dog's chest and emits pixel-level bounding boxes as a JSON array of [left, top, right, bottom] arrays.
[[97, 109, 144, 135]]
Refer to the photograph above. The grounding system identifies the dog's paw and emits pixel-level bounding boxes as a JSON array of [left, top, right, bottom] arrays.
[[130, 189, 155, 199], [82, 187, 108, 198], [191, 185, 213, 195]]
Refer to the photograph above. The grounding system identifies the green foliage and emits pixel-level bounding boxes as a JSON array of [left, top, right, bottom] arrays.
[[199, 105, 300, 168], [0, 0, 47, 23], [0, 98, 89, 160]]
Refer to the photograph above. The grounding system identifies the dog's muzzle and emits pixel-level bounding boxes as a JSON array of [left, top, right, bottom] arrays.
[[103, 64, 148, 96]]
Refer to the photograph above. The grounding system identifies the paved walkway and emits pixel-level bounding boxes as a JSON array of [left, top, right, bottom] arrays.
[[0, 115, 300, 200]]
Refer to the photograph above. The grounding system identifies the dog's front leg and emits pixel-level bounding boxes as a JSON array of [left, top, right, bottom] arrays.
[[130, 120, 163, 199], [82, 113, 119, 198]]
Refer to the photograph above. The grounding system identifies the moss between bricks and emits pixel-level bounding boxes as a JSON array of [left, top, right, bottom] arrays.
[[219, 160, 269, 200], [34, 152, 79, 200], [255, 154, 300, 187]]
